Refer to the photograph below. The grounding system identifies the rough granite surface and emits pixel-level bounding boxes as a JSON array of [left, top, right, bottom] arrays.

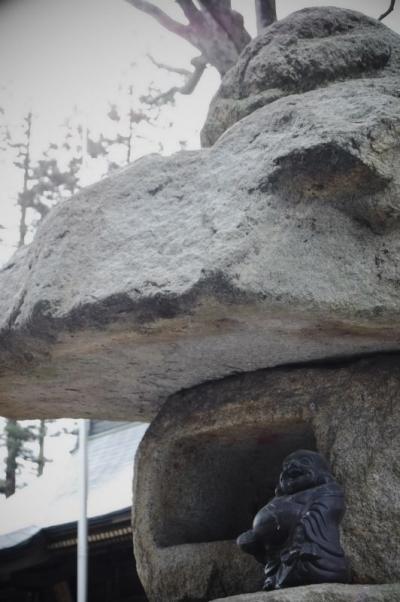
[[201, 7, 400, 146], [1, 8, 400, 421], [211, 583, 400, 602], [132, 355, 400, 601]]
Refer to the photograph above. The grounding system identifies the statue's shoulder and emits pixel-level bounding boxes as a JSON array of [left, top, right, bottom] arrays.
[[291, 481, 344, 505], [317, 480, 345, 497]]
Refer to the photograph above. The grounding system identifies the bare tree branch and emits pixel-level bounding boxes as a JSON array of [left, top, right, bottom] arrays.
[[125, 0, 251, 75], [147, 53, 191, 78], [180, 55, 207, 93], [141, 55, 207, 105], [379, 0, 396, 20], [176, 0, 201, 23], [124, 0, 190, 39]]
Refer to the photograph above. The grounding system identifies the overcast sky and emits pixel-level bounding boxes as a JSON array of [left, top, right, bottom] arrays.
[[0, 0, 399, 265]]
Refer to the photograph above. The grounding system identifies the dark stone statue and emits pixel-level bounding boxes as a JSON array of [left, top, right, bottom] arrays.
[[237, 449, 350, 591]]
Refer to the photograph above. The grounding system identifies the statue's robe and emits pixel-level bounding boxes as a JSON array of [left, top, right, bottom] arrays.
[[264, 481, 350, 589]]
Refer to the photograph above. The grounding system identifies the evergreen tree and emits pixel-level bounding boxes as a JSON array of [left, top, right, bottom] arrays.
[[6, 112, 84, 246], [0, 420, 36, 497], [1, 113, 84, 496], [0, 74, 182, 495]]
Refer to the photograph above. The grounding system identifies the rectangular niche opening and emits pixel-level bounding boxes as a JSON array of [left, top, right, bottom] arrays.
[[155, 421, 317, 547]]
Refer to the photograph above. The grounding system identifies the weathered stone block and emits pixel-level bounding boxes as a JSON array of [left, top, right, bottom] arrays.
[[201, 7, 400, 146], [133, 355, 400, 601], [211, 583, 400, 602], [1, 10, 400, 421]]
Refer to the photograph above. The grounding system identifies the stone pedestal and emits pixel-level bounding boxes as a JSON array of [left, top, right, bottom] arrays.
[[210, 584, 400, 602], [133, 355, 400, 601]]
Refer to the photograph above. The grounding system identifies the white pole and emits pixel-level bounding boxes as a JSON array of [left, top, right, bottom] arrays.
[[77, 419, 89, 602]]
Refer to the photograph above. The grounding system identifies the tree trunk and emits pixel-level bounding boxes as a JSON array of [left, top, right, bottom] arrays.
[[255, 0, 277, 34], [37, 419, 46, 477], [18, 111, 33, 248], [5, 419, 18, 497]]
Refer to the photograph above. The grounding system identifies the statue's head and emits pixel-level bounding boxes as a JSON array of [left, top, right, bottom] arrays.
[[276, 449, 334, 496]]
